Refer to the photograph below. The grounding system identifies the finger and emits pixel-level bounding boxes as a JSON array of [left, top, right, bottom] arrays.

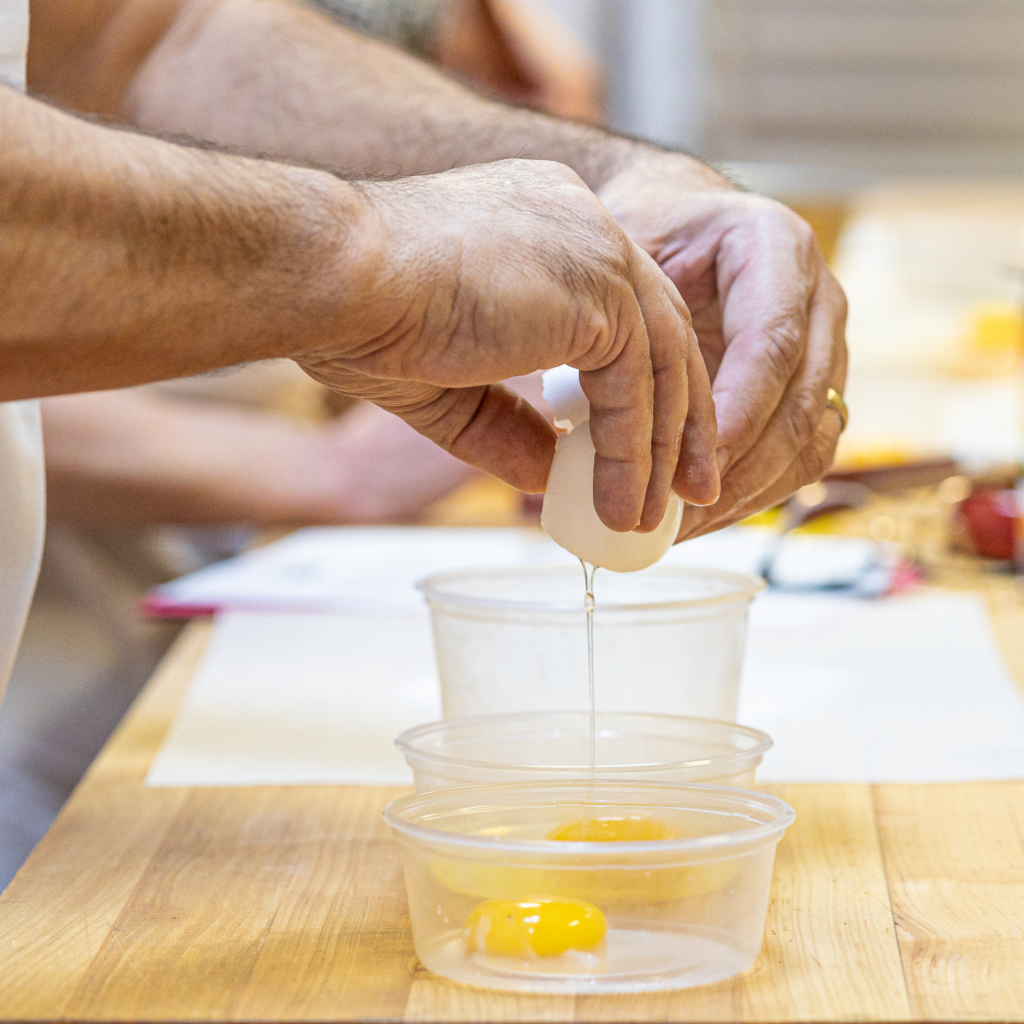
[[630, 247, 691, 532], [683, 413, 844, 540], [710, 213, 819, 476], [363, 378, 558, 493], [678, 265, 846, 538], [673, 321, 720, 507], [676, 399, 845, 542], [577, 291, 655, 533], [709, 273, 846, 520]]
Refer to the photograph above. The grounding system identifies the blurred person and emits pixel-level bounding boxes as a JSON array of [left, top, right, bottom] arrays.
[[312, 0, 606, 122], [41, 386, 477, 528], [0, 0, 847, 890]]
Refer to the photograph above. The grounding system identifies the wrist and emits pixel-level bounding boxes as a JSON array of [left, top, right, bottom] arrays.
[[595, 147, 736, 211], [271, 169, 390, 365]]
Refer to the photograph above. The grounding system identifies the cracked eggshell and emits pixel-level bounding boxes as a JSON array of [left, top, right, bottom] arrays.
[[541, 420, 683, 573]]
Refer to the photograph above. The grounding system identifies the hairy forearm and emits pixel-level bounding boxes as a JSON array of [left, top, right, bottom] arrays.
[[118, 0, 725, 194], [42, 390, 333, 524], [42, 390, 478, 526], [0, 85, 367, 399]]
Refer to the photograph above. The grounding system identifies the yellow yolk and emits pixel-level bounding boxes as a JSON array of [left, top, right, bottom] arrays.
[[463, 898, 607, 959], [433, 814, 732, 908], [547, 815, 683, 842]]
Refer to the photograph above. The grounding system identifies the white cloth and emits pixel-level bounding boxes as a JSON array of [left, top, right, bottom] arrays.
[[0, 0, 27, 92], [0, 404, 44, 703], [0, 0, 45, 705]]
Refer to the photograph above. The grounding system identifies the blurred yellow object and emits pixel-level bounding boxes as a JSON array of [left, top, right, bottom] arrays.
[[425, 475, 524, 527], [463, 898, 606, 958], [832, 442, 917, 471], [740, 505, 848, 535], [969, 302, 1024, 360], [741, 507, 783, 528], [787, 202, 848, 265], [792, 512, 850, 535]]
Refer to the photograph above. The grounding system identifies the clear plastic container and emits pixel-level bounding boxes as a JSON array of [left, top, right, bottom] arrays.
[[416, 566, 764, 720], [396, 711, 772, 793], [384, 780, 795, 994]]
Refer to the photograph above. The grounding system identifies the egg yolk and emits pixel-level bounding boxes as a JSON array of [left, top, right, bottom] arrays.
[[547, 814, 682, 842], [463, 898, 607, 958]]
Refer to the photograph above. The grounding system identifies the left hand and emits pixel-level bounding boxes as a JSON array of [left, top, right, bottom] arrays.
[[597, 154, 848, 539]]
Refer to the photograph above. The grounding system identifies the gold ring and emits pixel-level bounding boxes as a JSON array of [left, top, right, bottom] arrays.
[[825, 388, 848, 432]]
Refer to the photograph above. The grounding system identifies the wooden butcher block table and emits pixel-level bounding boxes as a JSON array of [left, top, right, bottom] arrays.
[[2, 571, 1024, 1023]]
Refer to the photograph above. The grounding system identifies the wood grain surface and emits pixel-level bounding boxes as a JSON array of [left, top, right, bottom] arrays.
[[2, 590, 1024, 1023]]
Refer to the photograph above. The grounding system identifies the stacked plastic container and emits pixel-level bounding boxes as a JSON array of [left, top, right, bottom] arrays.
[[382, 368, 795, 994]]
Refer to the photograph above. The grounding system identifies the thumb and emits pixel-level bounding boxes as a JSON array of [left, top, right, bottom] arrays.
[[375, 381, 557, 494]]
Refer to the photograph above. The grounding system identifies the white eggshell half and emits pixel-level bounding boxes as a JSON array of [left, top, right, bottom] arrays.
[[541, 420, 683, 573]]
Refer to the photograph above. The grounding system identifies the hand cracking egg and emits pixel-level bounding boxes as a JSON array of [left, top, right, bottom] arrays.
[[540, 366, 682, 573]]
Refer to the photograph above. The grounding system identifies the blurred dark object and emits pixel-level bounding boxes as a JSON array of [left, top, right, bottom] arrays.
[[960, 464, 1024, 491], [827, 458, 959, 493], [760, 480, 901, 597], [951, 489, 1019, 562], [780, 480, 874, 531]]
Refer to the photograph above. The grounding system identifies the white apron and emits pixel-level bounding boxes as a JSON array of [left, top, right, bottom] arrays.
[[0, 0, 45, 700]]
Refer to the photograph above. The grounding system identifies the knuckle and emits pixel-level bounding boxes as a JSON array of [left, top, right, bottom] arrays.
[[790, 214, 818, 254], [829, 276, 849, 320], [748, 197, 823, 271], [796, 431, 838, 484], [758, 315, 805, 381], [779, 389, 823, 452], [715, 380, 763, 442], [538, 159, 586, 186], [577, 307, 615, 359]]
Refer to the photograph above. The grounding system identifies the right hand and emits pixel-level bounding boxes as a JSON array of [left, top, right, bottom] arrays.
[[295, 160, 719, 533]]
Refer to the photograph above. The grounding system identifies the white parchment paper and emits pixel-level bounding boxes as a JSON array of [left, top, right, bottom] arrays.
[[147, 591, 1024, 787]]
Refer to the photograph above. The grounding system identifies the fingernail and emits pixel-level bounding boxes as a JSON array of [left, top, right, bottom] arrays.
[[716, 447, 730, 474]]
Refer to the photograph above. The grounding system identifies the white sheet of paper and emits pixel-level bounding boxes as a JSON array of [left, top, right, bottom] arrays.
[[150, 525, 893, 614], [146, 612, 442, 787], [151, 527, 576, 615], [739, 591, 1024, 782], [147, 591, 1024, 788]]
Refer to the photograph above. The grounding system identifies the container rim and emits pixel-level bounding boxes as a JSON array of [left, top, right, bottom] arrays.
[[395, 710, 772, 775], [414, 565, 765, 613], [383, 780, 795, 856]]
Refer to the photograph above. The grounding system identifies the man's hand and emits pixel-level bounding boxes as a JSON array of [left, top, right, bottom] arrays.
[[0, 90, 716, 533], [296, 160, 719, 533], [596, 156, 848, 539]]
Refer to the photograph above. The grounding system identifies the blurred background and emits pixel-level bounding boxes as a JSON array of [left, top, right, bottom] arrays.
[[548, 0, 1024, 176]]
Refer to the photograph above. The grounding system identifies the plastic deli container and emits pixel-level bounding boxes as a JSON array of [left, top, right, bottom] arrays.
[[396, 711, 772, 793], [384, 780, 795, 994], [416, 566, 764, 720]]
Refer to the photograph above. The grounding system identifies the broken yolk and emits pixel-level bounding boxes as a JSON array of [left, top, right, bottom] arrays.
[[547, 815, 682, 842], [463, 898, 607, 958]]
